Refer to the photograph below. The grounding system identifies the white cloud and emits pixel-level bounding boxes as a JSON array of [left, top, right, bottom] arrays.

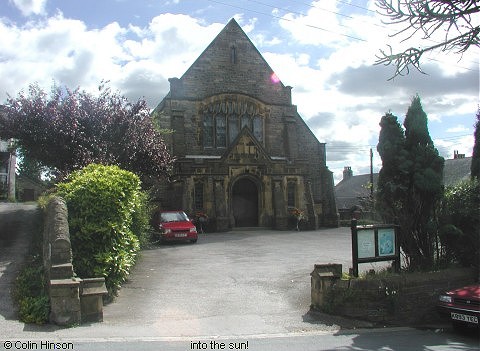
[[10, 0, 47, 16], [0, 6, 477, 183], [0, 13, 224, 105], [446, 125, 470, 133], [268, 1, 479, 182], [435, 135, 475, 160]]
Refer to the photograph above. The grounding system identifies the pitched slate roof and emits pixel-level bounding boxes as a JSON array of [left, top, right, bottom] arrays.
[[335, 157, 472, 210], [443, 156, 472, 187], [335, 173, 379, 210]]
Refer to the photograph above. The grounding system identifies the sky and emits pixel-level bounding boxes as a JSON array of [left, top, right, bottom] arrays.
[[0, 0, 478, 183]]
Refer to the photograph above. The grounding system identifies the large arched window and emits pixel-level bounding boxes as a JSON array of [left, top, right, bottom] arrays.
[[203, 115, 214, 148], [253, 115, 263, 142], [200, 96, 267, 149], [229, 114, 239, 144], [216, 114, 227, 148]]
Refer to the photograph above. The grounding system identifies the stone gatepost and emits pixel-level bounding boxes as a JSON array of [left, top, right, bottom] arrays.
[[80, 278, 108, 323], [310, 263, 342, 309], [49, 278, 81, 326]]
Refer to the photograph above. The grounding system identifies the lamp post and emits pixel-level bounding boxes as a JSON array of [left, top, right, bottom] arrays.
[[7, 139, 16, 201]]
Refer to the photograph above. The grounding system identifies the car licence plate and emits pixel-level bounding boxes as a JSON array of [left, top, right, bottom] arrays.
[[451, 312, 478, 324], [174, 233, 187, 238]]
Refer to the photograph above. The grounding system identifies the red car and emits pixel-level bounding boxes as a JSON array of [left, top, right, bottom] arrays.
[[154, 211, 198, 244], [438, 284, 479, 329]]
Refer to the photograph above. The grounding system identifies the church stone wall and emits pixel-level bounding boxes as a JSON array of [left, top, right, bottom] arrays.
[[152, 19, 338, 230]]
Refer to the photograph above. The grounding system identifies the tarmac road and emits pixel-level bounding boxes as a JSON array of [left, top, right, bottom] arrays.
[[2, 205, 478, 351], [101, 227, 383, 337], [0, 203, 39, 322]]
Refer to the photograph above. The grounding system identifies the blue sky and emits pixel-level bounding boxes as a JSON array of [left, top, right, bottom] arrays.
[[1, 0, 478, 183]]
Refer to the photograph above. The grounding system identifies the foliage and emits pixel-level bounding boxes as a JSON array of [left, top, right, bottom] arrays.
[[0, 82, 174, 182], [19, 296, 50, 324], [375, 0, 479, 79], [472, 108, 480, 179], [377, 112, 410, 219], [438, 179, 480, 269], [377, 96, 444, 270], [55, 164, 148, 296], [401, 96, 444, 268], [290, 208, 306, 220], [130, 190, 155, 249], [15, 145, 46, 181], [320, 287, 356, 315], [15, 264, 49, 324]]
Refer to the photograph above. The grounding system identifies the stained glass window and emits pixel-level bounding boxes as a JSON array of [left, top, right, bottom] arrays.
[[203, 115, 213, 147], [241, 114, 250, 130], [229, 114, 239, 143], [253, 115, 263, 142], [216, 114, 226, 147], [202, 100, 266, 149]]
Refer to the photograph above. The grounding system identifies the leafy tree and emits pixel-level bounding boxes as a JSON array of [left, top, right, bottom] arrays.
[[377, 96, 444, 269], [439, 178, 480, 269], [0, 82, 174, 182], [375, 0, 479, 79], [471, 108, 480, 179], [55, 164, 148, 296], [402, 95, 444, 268], [376, 112, 409, 221], [15, 145, 51, 182]]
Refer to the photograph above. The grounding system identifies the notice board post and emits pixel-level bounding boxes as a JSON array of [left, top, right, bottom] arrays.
[[351, 219, 400, 277]]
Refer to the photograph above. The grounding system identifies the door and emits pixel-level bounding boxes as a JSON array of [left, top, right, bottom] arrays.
[[232, 178, 258, 227]]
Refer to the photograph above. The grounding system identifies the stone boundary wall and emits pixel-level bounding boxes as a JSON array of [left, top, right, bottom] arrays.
[[311, 263, 477, 325], [43, 196, 107, 326]]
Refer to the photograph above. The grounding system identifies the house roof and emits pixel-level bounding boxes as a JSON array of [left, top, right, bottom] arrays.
[[443, 156, 472, 187], [335, 157, 472, 210], [335, 173, 379, 210]]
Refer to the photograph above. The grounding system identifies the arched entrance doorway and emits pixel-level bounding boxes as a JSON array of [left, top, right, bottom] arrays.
[[232, 177, 258, 227]]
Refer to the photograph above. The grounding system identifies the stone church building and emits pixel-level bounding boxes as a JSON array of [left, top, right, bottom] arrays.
[[153, 18, 337, 231]]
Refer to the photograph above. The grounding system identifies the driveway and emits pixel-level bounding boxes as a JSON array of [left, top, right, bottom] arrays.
[[0, 203, 39, 321], [102, 228, 370, 337]]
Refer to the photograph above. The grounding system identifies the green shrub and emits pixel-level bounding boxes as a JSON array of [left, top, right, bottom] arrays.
[[19, 295, 49, 324], [131, 190, 154, 248], [439, 178, 480, 269], [14, 264, 49, 324], [56, 164, 147, 296]]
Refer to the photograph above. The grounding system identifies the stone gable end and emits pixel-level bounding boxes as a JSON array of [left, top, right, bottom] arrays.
[[153, 18, 338, 231]]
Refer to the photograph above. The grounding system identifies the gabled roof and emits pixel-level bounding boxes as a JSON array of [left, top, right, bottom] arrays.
[[443, 157, 472, 187], [162, 18, 291, 105], [335, 173, 378, 210], [180, 18, 283, 86], [335, 157, 472, 210]]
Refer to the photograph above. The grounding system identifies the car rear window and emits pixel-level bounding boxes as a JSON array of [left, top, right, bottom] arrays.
[[161, 212, 188, 222]]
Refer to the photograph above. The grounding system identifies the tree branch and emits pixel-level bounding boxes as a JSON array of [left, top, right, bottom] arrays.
[[375, 0, 479, 79]]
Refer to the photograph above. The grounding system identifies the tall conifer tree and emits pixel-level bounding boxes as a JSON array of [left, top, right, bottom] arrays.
[[377, 112, 408, 220], [377, 96, 444, 269], [402, 95, 444, 268]]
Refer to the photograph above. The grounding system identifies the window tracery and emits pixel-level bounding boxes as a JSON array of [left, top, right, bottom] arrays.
[[200, 95, 268, 149]]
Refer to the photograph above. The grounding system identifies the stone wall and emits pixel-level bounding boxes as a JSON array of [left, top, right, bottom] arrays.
[[43, 196, 107, 326], [152, 19, 339, 229], [311, 263, 477, 325]]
